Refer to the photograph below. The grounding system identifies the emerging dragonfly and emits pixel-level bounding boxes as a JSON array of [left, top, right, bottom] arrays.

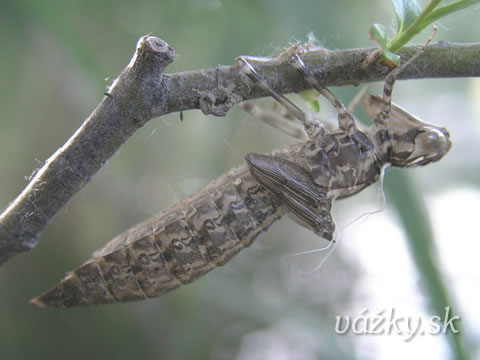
[[31, 37, 451, 307]]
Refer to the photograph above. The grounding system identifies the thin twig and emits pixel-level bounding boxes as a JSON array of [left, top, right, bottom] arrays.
[[0, 36, 479, 266]]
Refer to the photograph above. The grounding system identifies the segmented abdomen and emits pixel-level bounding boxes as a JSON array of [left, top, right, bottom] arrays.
[[31, 152, 293, 307]]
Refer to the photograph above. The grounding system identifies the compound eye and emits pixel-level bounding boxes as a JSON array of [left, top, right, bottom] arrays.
[[415, 128, 449, 155]]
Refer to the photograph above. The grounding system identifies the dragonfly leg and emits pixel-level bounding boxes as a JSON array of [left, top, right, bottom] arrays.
[[237, 101, 305, 140], [375, 25, 437, 129], [235, 55, 325, 140], [347, 84, 370, 114], [287, 51, 357, 134]]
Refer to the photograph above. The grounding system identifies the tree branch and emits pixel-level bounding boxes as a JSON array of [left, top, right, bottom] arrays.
[[0, 35, 479, 266], [162, 41, 480, 116]]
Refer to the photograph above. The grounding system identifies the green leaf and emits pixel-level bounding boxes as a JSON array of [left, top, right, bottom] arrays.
[[308, 99, 321, 113], [392, 0, 422, 33], [368, 23, 400, 64], [299, 89, 321, 113], [422, 0, 480, 27], [368, 23, 388, 47], [383, 48, 401, 65]]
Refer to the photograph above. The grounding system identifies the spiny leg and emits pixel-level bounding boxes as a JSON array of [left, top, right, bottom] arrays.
[[238, 101, 305, 140], [235, 56, 335, 241], [235, 56, 307, 123], [347, 84, 370, 114], [271, 100, 299, 123], [376, 25, 438, 129], [288, 52, 357, 133], [235, 56, 324, 139]]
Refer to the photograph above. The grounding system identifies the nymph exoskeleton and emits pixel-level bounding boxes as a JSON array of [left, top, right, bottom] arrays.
[[234, 34, 450, 243], [31, 34, 451, 307]]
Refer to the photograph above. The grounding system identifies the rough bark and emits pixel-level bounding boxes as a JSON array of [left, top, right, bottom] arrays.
[[0, 35, 479, 266]]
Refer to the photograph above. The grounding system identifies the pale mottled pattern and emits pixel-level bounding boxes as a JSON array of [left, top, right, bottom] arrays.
[[31, 94, 451, 307], [32, 146, 296, 307]]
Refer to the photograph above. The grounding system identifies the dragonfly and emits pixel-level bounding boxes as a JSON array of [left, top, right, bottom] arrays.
[[31, 37, 451, 308]]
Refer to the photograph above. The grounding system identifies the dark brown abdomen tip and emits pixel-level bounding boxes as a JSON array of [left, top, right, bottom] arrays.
[[29, 273, 91, 308]]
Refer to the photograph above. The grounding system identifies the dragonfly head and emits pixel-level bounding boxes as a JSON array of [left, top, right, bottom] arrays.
[[389, 125, 451, 167], [362, 95, 452, 168]]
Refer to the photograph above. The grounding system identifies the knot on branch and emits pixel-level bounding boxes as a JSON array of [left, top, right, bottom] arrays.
[[198, 86, 242, 117]]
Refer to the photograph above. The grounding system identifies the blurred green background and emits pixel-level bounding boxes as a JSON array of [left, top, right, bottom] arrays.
[[1, 1, 479, 359]]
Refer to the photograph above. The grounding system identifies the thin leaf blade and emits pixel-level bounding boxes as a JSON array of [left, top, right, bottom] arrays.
[[392, 0, 422, 33], [368, 23, 388, 48]]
